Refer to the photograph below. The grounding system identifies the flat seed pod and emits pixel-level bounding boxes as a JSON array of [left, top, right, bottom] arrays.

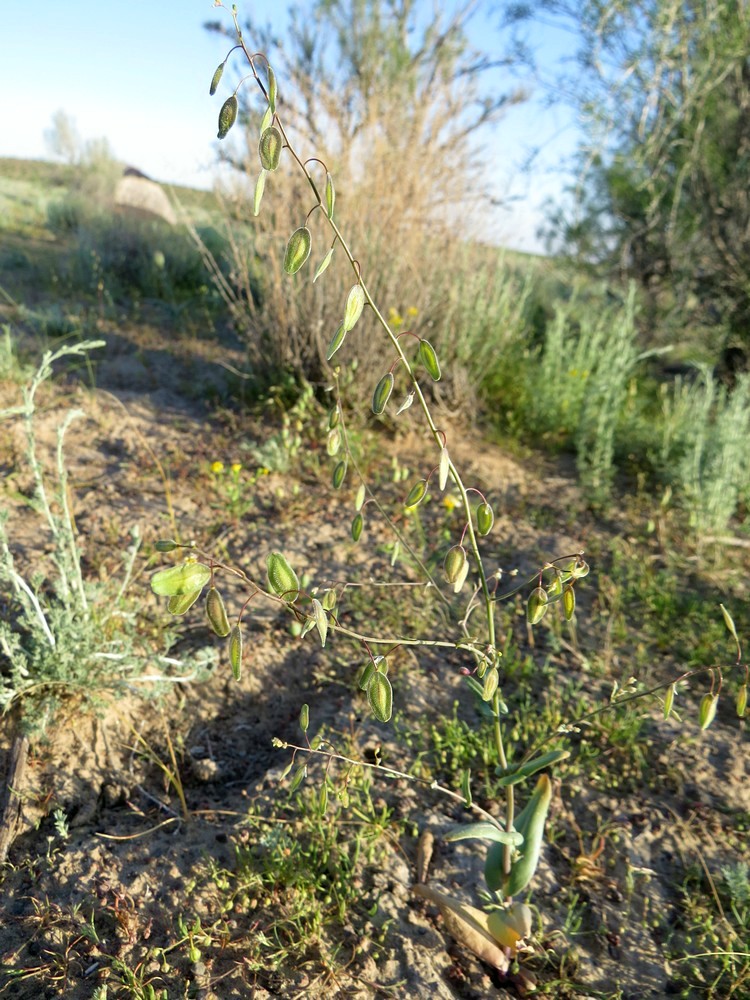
[[206, 587, 230, 637], [259, 126, 282, 171], [325, 172, 335, 219], [289, 764, 306, 794], [152, 562, 211, 597], [326, 427, 342, 456], [326, 324, 346, 361], [476, 502, 494, 536], [155, 539, 180, 552], [299, 703, 309, 733], [571, 558, 590, 579], [283, 227, 312, 274], [482, 667, 499, 702], [419, 339, 441, 381], [527, 586, 548, 625], [259, 105, 273, 134], [404, 479, 428, 510], [460, 768, 472, 808], [228, 624, 242, 680], [547, 573, 563, 598], [355, 483, 366, 511], [253, 169, 266, 217], [168, 590, 202, 615], [444, 545, 468, 586], [372, 372, 394, 415], [563, 584, 575, 621], [358, 660, 376, 691], [439, 446, 450, 491], [313, 247, 334, 283], [699, 693, 718, 730], [267, 551, 300, 601], [737, 683, 747, 718], [351, 512, 364, 542], [664, 682, 676, 720], [209, 61, 225, 96], [267, 65, 277, 112], [720, 603, 739, 644], [217, 94, 238, 139], [367, 671, 393, 723], [343, 284, 365, 332], [311, 598, 327, 647], [322, 588, 337, 612], [328, 407, 340, 429], [332, 460, 347, 489]]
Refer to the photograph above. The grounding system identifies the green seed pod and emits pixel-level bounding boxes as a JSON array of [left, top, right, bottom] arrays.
[[343, 284, 365, 332], [217, 94, 238, 139], [283, 226, 312, 274], [311, 598, 327, 647], [367, 670, 393, 723], [571, 558, 590, 579], [444, 545, 468, 586], [664, 682, 676, 720], [355, 483, 366, 511], [167, 590, 202, 615], [527, 586, 548, 625], [404, 479, 428, 510], [547, 573, 563, 598], [299, 703, 309, 733], [358, 659, 376, 691], [482, 667, 499, 702], [259, 126, 282, 171], [228, 624, 242, 680], [206, 587, 230, 637], [155, 539, 180, 553], [289, 764, 306, 793], [259, 105, 273, 135], [328, 406, 340, 429], [313, 247, 334, 283], [460, 768, 472, 808], [326, 324, 346, 361], [322, 588, 337, 612], [152, 561, 211, 597], [563, 584, 576, 621], [476, 502, 494, 536], [439, 446, 450, 491], [319, 782, 328, 814], [266, 551, 300, 602], [326, 427, 342, 457], [351, 512, 364, 542], [267, 65, 277, 112], [325, 172, 335, 219], [253, 169, 266, 217], [332, 460, 347, 489], [737, 683, 747, 718], [419, 339, 441, 381], [699, 693, 718, 730], [209, 61, 225, 96], [372, 372, 394, 415]]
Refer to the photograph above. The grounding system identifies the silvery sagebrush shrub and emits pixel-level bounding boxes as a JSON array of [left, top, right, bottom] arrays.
[[150, 2, 749, 975]]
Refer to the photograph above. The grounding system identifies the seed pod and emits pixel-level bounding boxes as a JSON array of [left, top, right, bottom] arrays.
[[476, 502, 494, 536], [299, 703, 309, 733], [527, 586, 548, 625], [209, 61, 225, 96], [152, 561, 211, 597], [322, 588, 337, 612], [259, 104, 273, 134], [664, 682, 676, 720], [259, 126, 282, 171], [737, 683, 747, 718], [444, 545, 468, 586], [155, 539, 180, 553], [482, 667, 499, 702], [571, 558, 590, 579], [351, 512, 364, 542], [326, 427, 342, 456], [419, 339, 441, 381], [326, 324, 346, 361], [332, 460, 347, 489], [311, 598, 327, 647], [267, 65, 277, 112], [404, 479, 428, 510], [217, 94, 238, 139], [266, 551, 300, 601], [699, 693, 718, 730], [313, 247, 334, 283], [372, 372, 394, 415], [289, 764, 306, 793], [325, 172, 335, 219], [547, 573, 563, 598], [563, 584, 576, 621], [205, 587, 230, 637], [439, 446, 450, 491], [228, 624, 242, 680], [343, 284, 365, 332], [167, 590, 202, 615], [355, 483, 366, 511], [253, 169, 266, 217], [319, 781, 328, 814], [283, 226, 312, 274], [367, 670, 393, 723], [359, 659, 376, 691], [460, 768, 472, 808]]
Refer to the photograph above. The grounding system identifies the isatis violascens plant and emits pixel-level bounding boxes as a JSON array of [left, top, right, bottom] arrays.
[[149, 2, 748, 976]]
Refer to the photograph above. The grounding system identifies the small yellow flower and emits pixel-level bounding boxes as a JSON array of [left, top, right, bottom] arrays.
[[388, 306, 404, 329], [230, 462, 242, 474], [406, 306, 419, 318], [443, 495, 459, 512], [210, 461, 225, 474]]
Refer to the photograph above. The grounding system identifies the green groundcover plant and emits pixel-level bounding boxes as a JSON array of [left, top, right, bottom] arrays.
[[151, 3, 748, 977]]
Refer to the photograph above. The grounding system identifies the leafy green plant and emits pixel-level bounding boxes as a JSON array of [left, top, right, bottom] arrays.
[[149, 6, 747, 980]]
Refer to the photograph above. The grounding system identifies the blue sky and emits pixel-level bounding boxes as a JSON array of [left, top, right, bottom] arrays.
[[0, 1, 580, 252]]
